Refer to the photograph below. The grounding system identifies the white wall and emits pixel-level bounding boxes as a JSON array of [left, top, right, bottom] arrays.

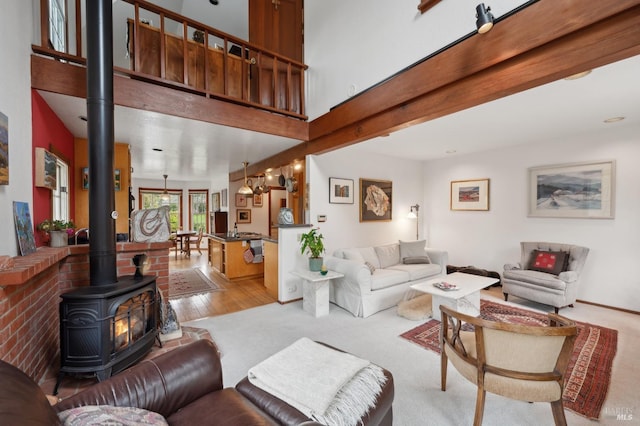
[[0, 1, 34, 256], [423, 137, 640, 312], [306, 149, 424, 256], [304, 0, 526, 120]]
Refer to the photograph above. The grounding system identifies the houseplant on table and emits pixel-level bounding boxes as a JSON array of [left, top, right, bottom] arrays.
[[299, 227, 325, 271], [37, 219, 75, 247]]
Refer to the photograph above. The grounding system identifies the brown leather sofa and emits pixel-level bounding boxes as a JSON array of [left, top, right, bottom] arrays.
[[0, 339, 394, 425]]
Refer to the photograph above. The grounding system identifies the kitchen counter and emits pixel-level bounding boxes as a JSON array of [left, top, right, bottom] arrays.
[[208, 234, 267, 280], [209, 232, 267, 242]]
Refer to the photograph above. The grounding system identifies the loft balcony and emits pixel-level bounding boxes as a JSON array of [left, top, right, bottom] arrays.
[[33, 0, 308, 121]]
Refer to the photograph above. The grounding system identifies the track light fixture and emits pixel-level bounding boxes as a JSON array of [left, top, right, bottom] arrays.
[[475, 3, 494, 34]]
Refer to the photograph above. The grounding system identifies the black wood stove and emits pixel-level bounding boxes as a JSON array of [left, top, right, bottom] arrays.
[[53, 275, 158, 394]]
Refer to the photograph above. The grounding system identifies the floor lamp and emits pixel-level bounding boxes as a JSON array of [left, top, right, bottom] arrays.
[[408, 204, 419, 240]]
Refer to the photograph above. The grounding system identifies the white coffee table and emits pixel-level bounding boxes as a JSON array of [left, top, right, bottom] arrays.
[[410, 272, 499, 319], [291, 269, 344, 317]]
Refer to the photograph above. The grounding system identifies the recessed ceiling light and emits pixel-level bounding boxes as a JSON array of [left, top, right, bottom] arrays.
[[78, 115, 87, 122], [445, 149, 457, 154], [152, 148, 163, 152], [564, 70, 592, 80], [603, 116, 625, 123]]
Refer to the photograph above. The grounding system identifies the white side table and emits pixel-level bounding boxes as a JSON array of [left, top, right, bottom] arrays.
[[291, 270, 344, 317]]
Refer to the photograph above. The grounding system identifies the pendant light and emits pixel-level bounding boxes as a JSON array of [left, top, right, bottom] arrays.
[[237, 162, 254, 196], [160, 174, 170, 204], [160, 174, 170, 203]]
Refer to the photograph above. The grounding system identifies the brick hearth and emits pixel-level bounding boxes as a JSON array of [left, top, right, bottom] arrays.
[[0, 242, 171, 384]]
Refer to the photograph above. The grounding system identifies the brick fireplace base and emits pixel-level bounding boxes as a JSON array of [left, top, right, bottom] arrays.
[[39, 326, 213, 400], [0, 241, 171, 385]]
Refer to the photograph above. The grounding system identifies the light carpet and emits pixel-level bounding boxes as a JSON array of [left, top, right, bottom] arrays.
[[185, 293, 628, 426], [400, 300, 618, 420], [169, 268, 221, 299]]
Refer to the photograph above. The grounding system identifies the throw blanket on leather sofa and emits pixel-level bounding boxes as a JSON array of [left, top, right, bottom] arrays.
[[248, 338, 387, 426]]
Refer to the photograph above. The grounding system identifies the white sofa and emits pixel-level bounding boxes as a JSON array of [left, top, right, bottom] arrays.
[[324, 240, 448, 318]]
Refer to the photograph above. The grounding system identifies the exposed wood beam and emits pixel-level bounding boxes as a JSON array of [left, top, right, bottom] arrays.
[[308, 0, 640, 147], [31, 55, 308, 141], [236, 0, 640, 179]]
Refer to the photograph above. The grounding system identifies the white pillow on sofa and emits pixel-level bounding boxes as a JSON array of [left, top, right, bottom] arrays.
[[375, 244, 400, 268], [399, 240, 427, 260], [344, 247, 380, 269]]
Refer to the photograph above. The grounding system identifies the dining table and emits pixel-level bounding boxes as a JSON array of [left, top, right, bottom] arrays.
[[176, 230, 197, 257]]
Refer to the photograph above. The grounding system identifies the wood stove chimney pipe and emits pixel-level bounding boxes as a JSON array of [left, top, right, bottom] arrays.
[[86, 0, 117, 285]]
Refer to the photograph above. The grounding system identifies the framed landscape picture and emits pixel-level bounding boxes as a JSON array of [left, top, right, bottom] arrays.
[[528, 160, 614, 219], [13, 201, 36, 256], [450, 178, 489, 211], [0, 111, 8, 185], [329, 177, 354, 204], [237, 209, 251, 224], [359, 178, 392, 222]]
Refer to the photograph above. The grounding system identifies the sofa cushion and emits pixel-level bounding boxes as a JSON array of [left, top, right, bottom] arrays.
[[387, 263, 442, 281], [503, 269, 568, 291], [343, 247, 380, 269], [364, 261, 376, 274], [374, 244, 400, 268], [371, 268, 410, 290], [343, 249, 365, 263], [359, 247, 381, 269], [402, 256, 431, 264], [166, 389, 279, 425], [399, 240, 427, 260], [527, 250, 569, 275], [58, 405, 168, 425]]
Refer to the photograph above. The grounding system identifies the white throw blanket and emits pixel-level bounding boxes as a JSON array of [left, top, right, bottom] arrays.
[[247, 337, 386, 426]]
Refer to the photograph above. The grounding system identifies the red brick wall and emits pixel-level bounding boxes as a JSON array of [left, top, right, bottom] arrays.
[[0, 241, 170, 383]]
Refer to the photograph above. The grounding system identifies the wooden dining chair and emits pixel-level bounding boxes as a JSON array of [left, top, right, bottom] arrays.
[[169, 232, 178, 260], [188, 228, 204, 256], [439, 304, 577, 426]]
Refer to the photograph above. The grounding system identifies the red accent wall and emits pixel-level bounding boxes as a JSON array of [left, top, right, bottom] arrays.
[[31, 90, 75, 246]]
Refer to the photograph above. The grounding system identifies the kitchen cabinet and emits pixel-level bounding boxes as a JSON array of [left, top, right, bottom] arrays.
[[263, 240, 278, 299], [208, 235, 264, 280]]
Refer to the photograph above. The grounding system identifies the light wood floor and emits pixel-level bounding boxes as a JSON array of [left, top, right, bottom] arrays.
[[168, 249, 276, 323]]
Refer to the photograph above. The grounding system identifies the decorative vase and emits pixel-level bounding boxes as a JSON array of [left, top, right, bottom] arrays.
[[278, 207, 294, 225], [49, 230, 69, 247], [309, 257, 323, 272]]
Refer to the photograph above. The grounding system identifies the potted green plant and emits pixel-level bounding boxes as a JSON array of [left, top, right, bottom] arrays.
[[37, 219, 75, 247], [299, 227, 325, 271]]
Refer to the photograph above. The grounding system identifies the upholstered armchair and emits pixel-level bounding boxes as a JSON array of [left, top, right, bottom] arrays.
[[440, 305, 577, 426], [503, 242, 589, 313]]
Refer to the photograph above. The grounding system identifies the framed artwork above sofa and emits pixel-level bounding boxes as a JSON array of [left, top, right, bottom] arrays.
[[360, 178, 392, 222]]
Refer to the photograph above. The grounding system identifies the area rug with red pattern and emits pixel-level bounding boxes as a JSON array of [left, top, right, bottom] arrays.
[[400, 300, 618, 420], [169, 268, 222, 299]]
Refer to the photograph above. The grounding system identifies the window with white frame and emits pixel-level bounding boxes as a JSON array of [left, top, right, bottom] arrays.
[[49, 0, 66, 52], [52, 157, 70, 222]]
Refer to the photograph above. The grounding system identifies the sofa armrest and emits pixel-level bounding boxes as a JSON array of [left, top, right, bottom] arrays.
[[424, 248, 448, 274], [558, 270, 578, 283], [324, 256, 373, 295], [55, 340, 223, 418], [504, 262, 522, 271]]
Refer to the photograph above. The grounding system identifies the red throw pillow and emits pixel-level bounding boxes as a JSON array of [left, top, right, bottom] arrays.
[[527, 250, 568, 275]]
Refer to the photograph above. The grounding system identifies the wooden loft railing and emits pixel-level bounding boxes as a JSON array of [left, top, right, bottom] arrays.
[[33, 0, 308, 120]]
